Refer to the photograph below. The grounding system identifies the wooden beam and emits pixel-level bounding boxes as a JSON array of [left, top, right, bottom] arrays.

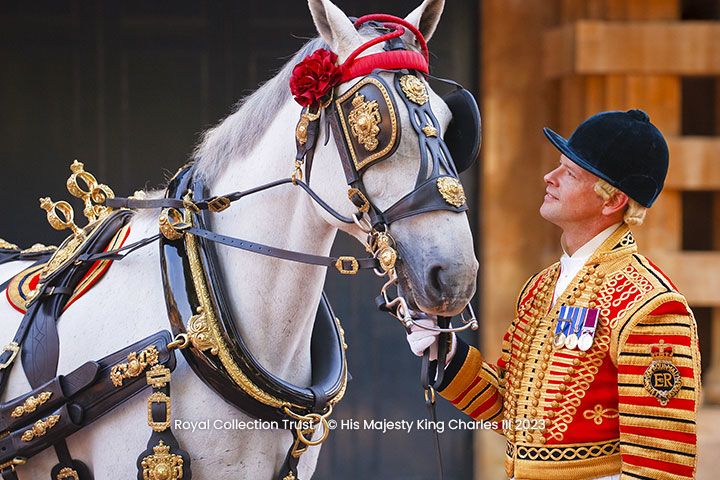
[[646, 251, 720, 305], [666, 137, 720, 190], [545, 21, 720, 78]]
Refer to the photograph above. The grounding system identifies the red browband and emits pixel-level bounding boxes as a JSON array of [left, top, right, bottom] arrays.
[[289, 14, 430, 108]]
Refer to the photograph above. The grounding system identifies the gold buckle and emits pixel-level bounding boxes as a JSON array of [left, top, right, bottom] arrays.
[[147, 392, 171, 432], [207, 196, 231, 213], [0, 457, 26, 472], [0, 343, 20, 370], [347, 188, 370, 213], [335, 257, 359, 275]]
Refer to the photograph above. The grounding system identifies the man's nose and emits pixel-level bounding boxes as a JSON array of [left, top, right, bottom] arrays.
[[544, 167, 559, 184]]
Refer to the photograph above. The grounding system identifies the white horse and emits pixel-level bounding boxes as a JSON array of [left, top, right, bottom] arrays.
[[0, 0, 477, 478]]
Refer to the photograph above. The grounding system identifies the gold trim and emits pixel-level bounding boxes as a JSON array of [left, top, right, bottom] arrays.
[[436, 177, 466, 208], [21, 243, 57, 254], [335, 77, 398, 171], [21, 415, 60, 442], [399, 74, 429, 105], [0, 238, 19, 250], [582, 404, 619, 425], [11, 391, 52, 418], [159, 208, 188, 241], [348, 93, 382, 152], [141, 441, 184, 480], [110, 346, 160, 387]]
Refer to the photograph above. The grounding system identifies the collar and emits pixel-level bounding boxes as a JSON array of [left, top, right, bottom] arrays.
[[560, 223, 622, 266]]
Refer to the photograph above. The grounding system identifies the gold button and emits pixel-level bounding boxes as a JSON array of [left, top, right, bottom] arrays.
[[559, 384, 567, 392], [532, 399, 539, 407], [568, 298, 576, 305], [579, 352, 587, 358], [564, 375, 572, 382], [589, 294, 598, 300], [595, 278, 603, 286], [526, 434, 534, 443], [522, 344, 530, 352], [598, 272, 606, 278], [545, 345, 553, 353], [539, 437, 547, 444], [548, 411, 556, 418], [538, 371, 545, 380], [589, 302, 597, 308], [592, 286, 601, 293], [552, 401, 559, 408], [543, 354, 550, 361], [535, 381, 542, 389], [574, 291, 582, 298], [555, 393, 563, 401], [573, 359, 581, 366], [514, 381, 520, 388], [567, 367, 575, 374], [530, 408, 537, 416], [541, 362, 549, 370], [582, 275, 590, 282], [578, 283, 586, 291], [521, 353, 528, 361], [534, 391, 541, 398]]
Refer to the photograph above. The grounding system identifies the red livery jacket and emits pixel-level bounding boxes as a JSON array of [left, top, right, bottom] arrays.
[[438, 224, 701, 480]]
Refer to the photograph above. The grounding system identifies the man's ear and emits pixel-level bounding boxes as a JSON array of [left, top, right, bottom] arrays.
[[601, 190, 629, 217]]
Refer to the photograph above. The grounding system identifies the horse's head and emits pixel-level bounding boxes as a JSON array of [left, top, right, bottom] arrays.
[[301, 0, 479, 317]]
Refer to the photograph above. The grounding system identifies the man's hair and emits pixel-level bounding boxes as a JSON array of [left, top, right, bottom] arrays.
[[594, 179, 647, 226]]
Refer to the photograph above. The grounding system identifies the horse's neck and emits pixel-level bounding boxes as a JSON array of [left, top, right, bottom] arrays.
[[206, 101, 336, 385]]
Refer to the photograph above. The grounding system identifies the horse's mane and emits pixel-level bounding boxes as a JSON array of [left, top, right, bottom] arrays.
[[193, 37, 328, 183]]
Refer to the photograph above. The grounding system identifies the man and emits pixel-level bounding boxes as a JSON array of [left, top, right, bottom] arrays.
[[408, 109, 701, 480]]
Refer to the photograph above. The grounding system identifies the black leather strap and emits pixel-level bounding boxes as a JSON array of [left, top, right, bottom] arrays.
[[186, 226, 379, 273]]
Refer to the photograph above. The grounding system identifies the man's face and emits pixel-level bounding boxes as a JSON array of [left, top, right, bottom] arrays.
[[540, 155, 604, 228]]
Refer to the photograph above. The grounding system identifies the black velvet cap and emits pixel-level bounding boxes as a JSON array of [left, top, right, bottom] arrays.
[[543, 109, 669, 207]]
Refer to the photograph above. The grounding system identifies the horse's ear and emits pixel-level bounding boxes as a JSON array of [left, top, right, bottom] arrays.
[[308, 0, 362, 60], [404, 0, 445, 43]]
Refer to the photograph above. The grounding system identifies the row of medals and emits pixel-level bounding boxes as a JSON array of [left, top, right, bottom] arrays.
[[552, 265, 606, 352]]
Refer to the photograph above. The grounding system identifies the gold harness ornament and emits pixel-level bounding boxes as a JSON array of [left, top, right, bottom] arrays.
[[110, 346, 160, 387], [436, 177, 466, 208], [399, 74, 429, 105], [11, 391, 52, 418], [141, 441, 184, 480], [56, 467, 80, 480], [348, 93, 382, 152], [21, 415, 60, 442]]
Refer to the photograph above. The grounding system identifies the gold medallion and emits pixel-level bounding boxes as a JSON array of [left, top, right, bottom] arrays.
[[436, 177, 466, 207], [141, 441, 184, 480], [399, 75, 429, 105], [348, 93, 381, 152]]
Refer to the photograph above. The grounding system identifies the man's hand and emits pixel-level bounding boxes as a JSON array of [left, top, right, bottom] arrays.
[[405, 317, 457, 365]]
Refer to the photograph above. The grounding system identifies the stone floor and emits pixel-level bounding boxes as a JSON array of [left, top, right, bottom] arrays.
[[697, 406, 720, 479]]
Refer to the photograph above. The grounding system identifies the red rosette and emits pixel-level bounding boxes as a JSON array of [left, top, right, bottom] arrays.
[[289, 49, 342, 108]]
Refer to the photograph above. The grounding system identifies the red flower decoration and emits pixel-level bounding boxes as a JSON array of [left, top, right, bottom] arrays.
[[290, 49, 342, 108]]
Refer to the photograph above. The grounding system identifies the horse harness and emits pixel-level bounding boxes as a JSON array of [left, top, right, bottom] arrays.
[[0, 14, 480, 480]]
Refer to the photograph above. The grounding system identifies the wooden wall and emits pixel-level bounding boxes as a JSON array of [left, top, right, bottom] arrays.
[[479, 0, 720, 477]]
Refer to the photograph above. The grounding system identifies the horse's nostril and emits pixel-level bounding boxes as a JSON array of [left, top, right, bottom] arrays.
[[427, 264, 444, 294]]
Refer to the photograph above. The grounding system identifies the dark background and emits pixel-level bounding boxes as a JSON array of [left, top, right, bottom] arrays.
[[0, 1, 480, 479]]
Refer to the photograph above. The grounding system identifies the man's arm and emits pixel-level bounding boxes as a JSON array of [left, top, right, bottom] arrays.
[[615, 300, 701, 479]]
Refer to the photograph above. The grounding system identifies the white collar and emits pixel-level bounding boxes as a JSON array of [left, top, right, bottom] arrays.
[[560, 222, 622, 265]]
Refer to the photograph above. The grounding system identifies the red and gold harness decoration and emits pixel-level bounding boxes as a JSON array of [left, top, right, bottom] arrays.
[[436, 225, 700, 480], [5, 224, 131, 314]]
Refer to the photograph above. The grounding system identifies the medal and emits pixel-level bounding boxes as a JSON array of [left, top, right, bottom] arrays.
[[578, 309, 599, 351], [564, 307, 586, 350], [554, 306, 571, 348]]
